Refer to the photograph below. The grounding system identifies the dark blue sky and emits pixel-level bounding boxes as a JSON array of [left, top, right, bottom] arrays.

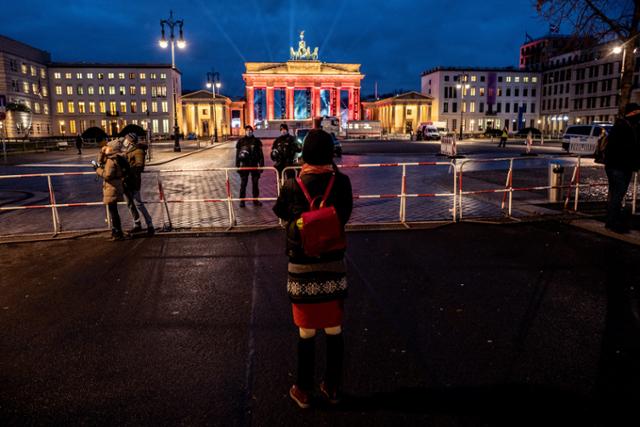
[[4, 0, 550, 97]]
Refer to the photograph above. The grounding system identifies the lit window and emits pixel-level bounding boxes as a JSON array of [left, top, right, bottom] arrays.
[[160, 73, 167, 79], [88, 86, 94, 95], [41, 86, 48, 97], [129, 73, 136, 79], [140, 86, 147, 95], [141, 101, 148, 113], [65, 72, 72, 79], [32, 83, 37, 94], [479, 87, 485, 96], [77, 86, 84, 95], [120, 101, 127, 113], [119, 86, 126, 95], [66, 86, 73, 95], [67, 101, 75, 113], [532, 77, 538, 83], [470, 102, 475, 113], [524, 77, 529, 83], [76, 73, 83, 79], [150, 73, 157, 80], [34, 103, 41, 114], [162, 119, 169, 133], [99, 85, 105, 95], [23, 81, 30, 93], [21, 63, 27, 74], [471, 75, 477, 82], [87, 73, 94, 79], [109, 101, 117, 114], [70, 120, 76, 134], [30, 65, 36, 76], [470, 87, 476, 96], [40, 68, 46, 79], [98, 73, 104, 80], [78, 102, 86, 113], [161, 101, 168, 113], [108, 73, 115, 79], [130, 101, 137, 113], [109, 85, 115, 95], [140, 73, 146, 79], [118, 73, 125, 79], [89, 102, 96, 113], [44, 104, 49, 115], [129, 85, 136, 95], [57, 101, 64, 113], [151, 102, 158, 113], [99, 101, 106, 113], [54, 72, 61, 79]]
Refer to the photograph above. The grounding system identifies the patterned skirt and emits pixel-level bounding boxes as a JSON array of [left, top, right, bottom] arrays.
[[287, 259, 347, 329]]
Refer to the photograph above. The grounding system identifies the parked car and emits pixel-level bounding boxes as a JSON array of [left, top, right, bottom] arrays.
[[295, 128, 342, 161], [417, 124, 441, 141], [483, 128, 503, 138], [561, 123, 612, 151], [515, 127, 542, 137]]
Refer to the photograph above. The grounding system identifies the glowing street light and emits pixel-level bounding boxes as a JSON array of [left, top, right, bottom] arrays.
[[612, 46, 623, 55], [159, 10, 186, 152], [206, 71, 221, 143]]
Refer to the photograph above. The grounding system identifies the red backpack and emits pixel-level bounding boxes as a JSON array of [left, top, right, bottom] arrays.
[[295, 174, 347, 257]]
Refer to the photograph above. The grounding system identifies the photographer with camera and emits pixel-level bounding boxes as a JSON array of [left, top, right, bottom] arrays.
[[235, 125, 264, 207], [122, 132, 154, 236], [93, 145, 126, 241]]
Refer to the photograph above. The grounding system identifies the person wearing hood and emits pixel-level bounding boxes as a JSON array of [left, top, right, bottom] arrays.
[[122, 132, 154, 235], [271, 123, 300, 179], [94, 145, 126, 240], [604, 102, 640, 233]]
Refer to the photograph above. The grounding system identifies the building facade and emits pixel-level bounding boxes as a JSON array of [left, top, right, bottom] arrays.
[[180, 89, 233, 139], [243, 32, 364, 130], [0, 35, 52, 138], [362, 91, 432, 134], [539, 40, 640, 135], [421, 67, 541, 134], [48, 63, 180, 137]]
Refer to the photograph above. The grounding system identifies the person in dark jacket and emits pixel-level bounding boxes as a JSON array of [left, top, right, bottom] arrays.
[[271, 123, 301, 180], [236, 125, 265, 207], [75, 133, 83, 155], [122, 133, 154, 235], [604, 103, 640, 233], [273, 129, 353, 408]]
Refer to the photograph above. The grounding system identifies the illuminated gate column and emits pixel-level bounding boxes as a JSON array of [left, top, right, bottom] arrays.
[[312, 86, 321, 118], [353, 87, 361, 120], [286, 85, 294, 120], [266, 85, 274, 121], [246, 86, 255, 127], [348, 88, 355, 121]]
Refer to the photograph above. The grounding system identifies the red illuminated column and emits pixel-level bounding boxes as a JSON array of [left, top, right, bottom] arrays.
[[246, 86, 255, 128], [353, 87, 361, 120], [286, 86, 294, 119], [348, 88, 355, 121], [266, 86, 274, 121], [312, 87, 321, 118]]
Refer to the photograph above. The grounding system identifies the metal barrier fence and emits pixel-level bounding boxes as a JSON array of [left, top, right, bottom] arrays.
[[0, 157, 638, 239]]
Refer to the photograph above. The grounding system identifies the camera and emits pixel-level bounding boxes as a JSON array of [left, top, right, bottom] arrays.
[[91, 160, 99, 170]]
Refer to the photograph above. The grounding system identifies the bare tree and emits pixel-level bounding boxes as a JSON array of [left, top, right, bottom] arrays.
[[536, 0, 640, 114]]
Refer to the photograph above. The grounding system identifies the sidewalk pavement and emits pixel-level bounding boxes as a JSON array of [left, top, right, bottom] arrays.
[[1, 221, 639, 426]]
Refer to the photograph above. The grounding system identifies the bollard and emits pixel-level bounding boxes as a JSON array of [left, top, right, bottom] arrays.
[[548, 162, 564, 202]]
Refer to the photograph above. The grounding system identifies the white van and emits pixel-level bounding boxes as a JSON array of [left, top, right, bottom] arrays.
[[418, 124, 441, 141], [562, 123, 612, 151]]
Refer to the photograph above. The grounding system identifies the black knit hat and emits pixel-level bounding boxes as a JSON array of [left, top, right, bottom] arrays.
[[302, 129, 334, 165], [280, 123, 288, 131]]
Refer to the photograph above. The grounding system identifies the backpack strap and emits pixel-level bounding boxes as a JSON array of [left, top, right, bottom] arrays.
[[296, 173, 336, 209]]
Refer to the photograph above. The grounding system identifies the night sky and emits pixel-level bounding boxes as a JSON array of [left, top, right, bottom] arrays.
[[4, 0, 551, 97]]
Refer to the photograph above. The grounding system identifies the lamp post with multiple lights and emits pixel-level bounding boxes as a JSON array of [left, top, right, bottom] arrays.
[[206, 71, 222, 143], [456, 74, 470, 140], [159, 10, 186, 152]]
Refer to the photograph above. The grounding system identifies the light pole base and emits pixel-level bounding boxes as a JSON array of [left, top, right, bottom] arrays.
[[173, 126, 181, 152]]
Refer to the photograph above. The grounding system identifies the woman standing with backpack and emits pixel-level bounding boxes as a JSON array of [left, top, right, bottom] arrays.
[[273, 129, 353, 408]]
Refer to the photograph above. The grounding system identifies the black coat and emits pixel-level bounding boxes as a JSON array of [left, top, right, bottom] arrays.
[[273, 170, 353, 263], [605, 117, 640, 171], [271, 134, 300, 171], [235, 136, 264, 168]]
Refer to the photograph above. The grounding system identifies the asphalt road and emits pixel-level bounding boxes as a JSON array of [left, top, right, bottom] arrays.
[[2, 222, 639, 426]]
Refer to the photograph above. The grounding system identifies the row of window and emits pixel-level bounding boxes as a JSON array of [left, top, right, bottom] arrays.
[[10, 80, 49, 97], [543, 62, 619, 84], [53, 85, 167, 97], [9, 99, 50, 115], [55, 100, 169, 114], [52, 72, 167, 81], [8, 59, 47, 79], [443, 86, 538, 99], [542, 96, 618, 111], [442, 74, 538, 84], [442, 101, 536, 114], [59, 119, 170, 135]]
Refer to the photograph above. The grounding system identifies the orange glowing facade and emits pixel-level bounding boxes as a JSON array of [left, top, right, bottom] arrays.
[[242, 32, 364, 128]]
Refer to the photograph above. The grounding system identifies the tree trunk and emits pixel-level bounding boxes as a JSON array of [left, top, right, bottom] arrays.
[[619, 34, 638, 116]]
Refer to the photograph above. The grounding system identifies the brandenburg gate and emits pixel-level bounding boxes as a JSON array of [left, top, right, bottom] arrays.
[[242, 31, 365, 128]]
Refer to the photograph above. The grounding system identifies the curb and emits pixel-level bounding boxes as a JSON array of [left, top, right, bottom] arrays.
[[569, 218, 640, 246]]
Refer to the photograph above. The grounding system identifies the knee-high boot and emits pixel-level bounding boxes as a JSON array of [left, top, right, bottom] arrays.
[[297, 336, 315, 391], [325, 332, 344, 392]]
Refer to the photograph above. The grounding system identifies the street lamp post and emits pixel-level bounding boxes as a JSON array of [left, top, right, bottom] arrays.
[[159, 10, 186, 152], [456, 74, 470, 140], [206, 71, 221, 143]]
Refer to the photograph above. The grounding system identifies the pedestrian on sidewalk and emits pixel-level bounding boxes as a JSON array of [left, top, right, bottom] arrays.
[[94, 145, 126, 241], [75, 133, 83, 155], [498, 125, 508, 148], [271, 123, 301, 180], [603, 103, 640, 233], [122, 133, 154, 236], [273, 129, 353, 409], [236, 125, 264, 207]]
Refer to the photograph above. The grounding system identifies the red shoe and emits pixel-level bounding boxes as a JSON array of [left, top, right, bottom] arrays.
[[319, 381, 341, 405], [289, 384, 311, 409]]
